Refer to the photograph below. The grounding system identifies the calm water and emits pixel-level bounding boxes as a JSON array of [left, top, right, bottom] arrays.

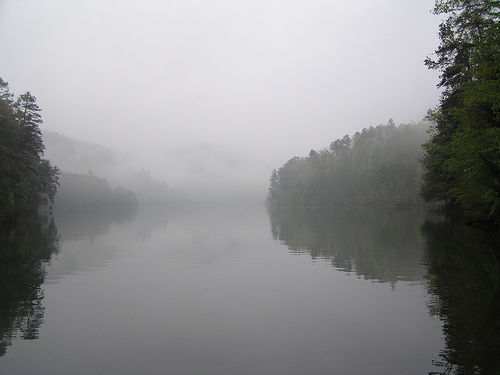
[[1, 204, 499, 374]]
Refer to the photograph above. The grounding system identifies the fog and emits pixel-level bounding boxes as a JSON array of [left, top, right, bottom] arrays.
[[0, 0, 442, 202]]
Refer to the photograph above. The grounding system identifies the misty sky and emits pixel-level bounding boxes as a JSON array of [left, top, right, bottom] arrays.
[[0, 0, 442, 199]]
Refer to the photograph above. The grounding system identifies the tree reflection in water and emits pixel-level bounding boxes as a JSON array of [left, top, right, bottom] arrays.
[[421, 217, 500, 375], [268, 205, 428, 285], [269, 205, 500, 373], [0, 215, 59, 356]]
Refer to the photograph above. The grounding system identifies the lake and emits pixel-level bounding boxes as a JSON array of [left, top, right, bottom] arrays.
[[1, 204, 499, 374]]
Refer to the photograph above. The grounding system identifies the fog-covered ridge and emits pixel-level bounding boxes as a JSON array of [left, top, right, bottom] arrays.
[[42, 130, 267, 205], [43, 130, 169, 206]]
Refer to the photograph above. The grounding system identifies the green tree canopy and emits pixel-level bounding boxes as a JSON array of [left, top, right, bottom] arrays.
[[421, 0, 500, 225]]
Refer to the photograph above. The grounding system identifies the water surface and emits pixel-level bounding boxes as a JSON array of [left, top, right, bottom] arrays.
[[0, 205, 458, 374]]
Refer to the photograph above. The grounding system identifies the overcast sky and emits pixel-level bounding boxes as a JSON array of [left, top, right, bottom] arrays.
[[0, 0, 442, 200]]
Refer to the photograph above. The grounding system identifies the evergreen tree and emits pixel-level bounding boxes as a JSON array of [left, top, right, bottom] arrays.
[[0, 78, 59, 221]]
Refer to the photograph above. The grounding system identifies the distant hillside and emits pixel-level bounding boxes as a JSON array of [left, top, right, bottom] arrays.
[[42, 130, 129, 176], [42, 130, 169, 205], [54, 172, 138, 209]]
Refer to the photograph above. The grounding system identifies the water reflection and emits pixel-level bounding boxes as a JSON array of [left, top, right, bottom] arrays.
[[0, 205, 446, 374], [421, 216, 500, 374], [46, 205, 167, 283], [268, 205, 428, 285], [54, 206, 138, 241], [0, 206, 169, 357], [0, 215, 59, 356]]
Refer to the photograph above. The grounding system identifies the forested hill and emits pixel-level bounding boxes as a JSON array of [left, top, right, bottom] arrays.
[[42, 130, 169, 205], [42, 130, 124, 176], [267, 121, 429, 207]]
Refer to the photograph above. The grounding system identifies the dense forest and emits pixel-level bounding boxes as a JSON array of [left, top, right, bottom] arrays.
[[0, 79, 59, 222], [267, 121, 429, 207], [269, 0, 500, 227]]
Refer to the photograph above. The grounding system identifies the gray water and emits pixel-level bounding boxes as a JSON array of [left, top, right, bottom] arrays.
[[0, 205, 449, 374]]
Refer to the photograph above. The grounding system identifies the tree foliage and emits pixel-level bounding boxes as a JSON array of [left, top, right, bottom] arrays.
[[0, 78, 59, 221], [421, 0, 500, 225], [267, 121, 429, 207]]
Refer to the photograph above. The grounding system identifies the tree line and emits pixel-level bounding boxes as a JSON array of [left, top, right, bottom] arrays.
[[269, 0, 500, 227], [268, 121, 429, 207]]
